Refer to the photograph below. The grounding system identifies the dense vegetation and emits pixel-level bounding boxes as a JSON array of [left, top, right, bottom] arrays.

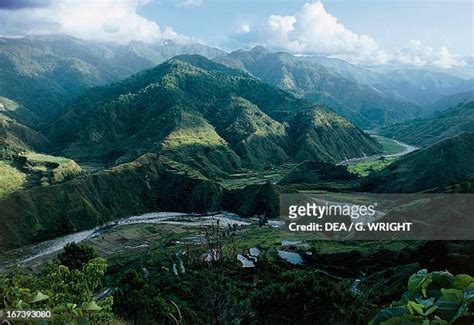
[[0, 244, 114, 323], [218, 47, 420, 128], [370, 269, 474, 324], [0, 37, 473, 325], [380, 101, 474, 146], [0, 154, 224, 249], [0, 35, 224, 120], [47, 55, 381, 172], [365, 132, 474, 193]]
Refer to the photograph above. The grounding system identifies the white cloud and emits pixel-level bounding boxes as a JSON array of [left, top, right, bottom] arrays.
[[0, 0, 191, 44], [239, 1, 466, 68], [236, 23, 251, 34], [255, 1, 389, 64], [393, 40, 467, 68]]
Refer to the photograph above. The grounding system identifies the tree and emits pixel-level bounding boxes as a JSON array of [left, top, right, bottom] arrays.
[[113, 270, 172, 324], [57, 242, 98, 270], [0, 257, 113, 323]]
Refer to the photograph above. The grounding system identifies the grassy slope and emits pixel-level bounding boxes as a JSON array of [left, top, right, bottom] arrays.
[[0, 161, 26, 196], [289, 107, 382, 162]]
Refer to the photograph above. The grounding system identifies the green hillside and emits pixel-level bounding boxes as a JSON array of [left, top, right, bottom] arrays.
[[279, 161, 356, 186], [0, 154, 222, 249], [366, 132, 474, 192], [0, 35, 224, 120], [429, 90, 474, 113], [288, 108, 381, 162], [47, 55, 381, 176], [218, 47, 419, 128], [379, 101, 474, 146]]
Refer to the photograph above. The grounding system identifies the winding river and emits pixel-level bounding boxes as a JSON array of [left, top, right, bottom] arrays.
[[338, 135, 418, 165], [1, 136, 417, 272], [0, 212, 249, 271]]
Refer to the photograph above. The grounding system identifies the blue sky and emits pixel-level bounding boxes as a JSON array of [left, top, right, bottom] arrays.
[[143, 0, 472, 55], [0, 0, 471, 68]]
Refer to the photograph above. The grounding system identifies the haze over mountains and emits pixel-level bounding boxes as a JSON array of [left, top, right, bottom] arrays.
[[0, 35, 224, 119], [1, 35, 472, 126]]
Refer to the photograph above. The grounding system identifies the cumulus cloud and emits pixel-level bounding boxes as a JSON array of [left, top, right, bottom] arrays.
[[248, 2, 389, 64], [238, 1, 466, 69], [0, 0, 190, 44], [393, 40, 467, 68]]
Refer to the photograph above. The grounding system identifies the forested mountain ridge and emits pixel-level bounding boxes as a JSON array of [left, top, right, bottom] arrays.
[[46, 55, 381, 176], [379, 101, 474, 146], [0, 35, 224, 120], [217, 47, 421, 128], [366, 132, 474, 193]]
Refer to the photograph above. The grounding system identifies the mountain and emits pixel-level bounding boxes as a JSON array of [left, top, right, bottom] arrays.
[[0, 114, 49, 155], [429, 91, 474, 112], [366, 132, 474, 193], [379, 101, 474, 146], [217, 47, 420, 128], [279, 161, 356, 186], [0, 35, 225, 120], [47, 55, 381, 177], [0, 97, 50, 158], [0, 153, 223, 249], [303, 56, 474, 110], [381, 69, 473, 107]]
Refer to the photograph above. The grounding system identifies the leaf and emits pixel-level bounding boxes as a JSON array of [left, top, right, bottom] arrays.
[[54, 302, 78, 313], [369, 306, 408, 325], [435, 300, 462, 322], [408, 269, 428, 295], [449, 302, 468, 324], [464, 287, 474, 303], [430, 271, 454, 288], [82, 301, 102, 311], [415, 296, 435, 309], [27, 291, 49, 304], [407, 301, 424, 316], [430, 316, 448, 325], [440, 288, 463, 303], [424, 305, 438, 316], [453, 274, 473, 289]]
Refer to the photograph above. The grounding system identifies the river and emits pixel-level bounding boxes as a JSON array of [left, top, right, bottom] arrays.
[[1, 136, 416, 272], [0, 212, 249, 272]]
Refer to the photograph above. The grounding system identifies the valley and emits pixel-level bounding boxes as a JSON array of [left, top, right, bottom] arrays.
[[0, 34, 472, 324], [0, 135, 409, 270]]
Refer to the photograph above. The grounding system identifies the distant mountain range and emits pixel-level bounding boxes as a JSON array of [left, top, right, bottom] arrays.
[[0, 35, 224, 119], [217, 47, 420, 128], [1, 35, 471, 128], [309, 55, 473, 108]]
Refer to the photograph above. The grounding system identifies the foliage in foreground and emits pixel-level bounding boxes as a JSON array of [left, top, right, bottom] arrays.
[[0, 257, 113, 324], [370, 269, 474, 325]]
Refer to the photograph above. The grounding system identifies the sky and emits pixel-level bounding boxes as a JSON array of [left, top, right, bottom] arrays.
[[0, 0, 472, 68]]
